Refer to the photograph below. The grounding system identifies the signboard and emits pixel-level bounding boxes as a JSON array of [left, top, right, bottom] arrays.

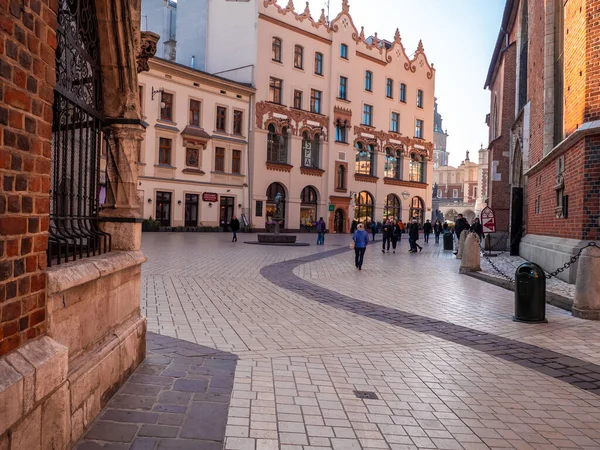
[[303, 141, 312, 167], [328, 204, 335, 212], [241, 214, 249, 227], [481, 206, 496, 233], [202, 192, 218, 202]]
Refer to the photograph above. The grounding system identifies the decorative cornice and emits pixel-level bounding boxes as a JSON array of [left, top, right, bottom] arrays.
[[137, 31, 159, 73], [300, 167, 325, 177], [258, 13, 331, 44], [384, 178, 428, 189], [352, 125, 434, 160], [256, 101, 328, 140], [182, 168, 206, 176], [329, 195, 351, 204], [354, 173, 379, 183], [266, 162, 294, 172], [356, 51, 386, 66]]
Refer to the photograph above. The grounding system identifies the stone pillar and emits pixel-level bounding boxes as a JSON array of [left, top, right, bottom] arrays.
[[572, 245, 600, 320], [460, 234, 482, 274], [456, 229, 469, 259], [100, 124, 145, 251]]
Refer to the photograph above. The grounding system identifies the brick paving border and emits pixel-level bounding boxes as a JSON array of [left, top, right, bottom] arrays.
[[261, 247, 600, 395], [76, 332, 237, 450]]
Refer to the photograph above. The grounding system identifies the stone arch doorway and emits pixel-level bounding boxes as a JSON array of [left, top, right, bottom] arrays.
[[409, 196, 425, 225], [334, 209, 345, 233], [463, 209, 476, 223]]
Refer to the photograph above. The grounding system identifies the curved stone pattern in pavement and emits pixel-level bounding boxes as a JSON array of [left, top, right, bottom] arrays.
[[261, 247, 600, 396]]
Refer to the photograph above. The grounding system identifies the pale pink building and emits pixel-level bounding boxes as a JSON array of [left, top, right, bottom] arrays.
[[207, 0, 436, 232]]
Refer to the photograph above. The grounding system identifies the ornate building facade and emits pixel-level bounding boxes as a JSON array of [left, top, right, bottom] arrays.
[[138, 58, 254, 229], [485, 0, 600, 283], [218, 0, 435, 232]]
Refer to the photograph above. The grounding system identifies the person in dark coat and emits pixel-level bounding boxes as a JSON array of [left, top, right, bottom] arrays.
[[408, 219, 422, 253], [353, 223, 369, 270], [423, 219, 432, 243], [391, 220, 401, 253], [470, 217, 484, 244], [381, 219, 392, 253], [316, 217, 326, 245], [443, 221, 449, 232], [371, 221, 378, 241], [433, 220, 443, 243], [454, 214, 470, 254], [230, 216, 240, 242]]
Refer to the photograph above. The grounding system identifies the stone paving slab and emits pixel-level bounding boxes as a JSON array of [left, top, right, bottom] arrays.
[[75, 332, 237, 450]]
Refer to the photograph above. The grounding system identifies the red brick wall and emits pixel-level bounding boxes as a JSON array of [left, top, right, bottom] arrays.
[[0, 0, 56, 355], [585, 1, 600, 122], [527, 0, 546, 165], [487, 44, 516, 234], [582, 135, 599, 240], [564, 0, 586, 136]]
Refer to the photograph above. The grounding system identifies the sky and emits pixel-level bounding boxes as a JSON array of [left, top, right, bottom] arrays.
[[307, 0, 506, 167]]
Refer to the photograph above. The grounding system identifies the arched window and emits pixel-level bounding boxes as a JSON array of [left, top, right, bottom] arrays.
[[266, 182, 286, 228], [272, 37, 282, 62], [409, 153, 425, 182], [354, 191, 374, 224], [384, 194, 401, 221], [302, 132, 320, 168], [409, 196, 425, 224], [267, 124, 288, 164], [355, 142, 375, 175], [336, 165, 346, 190], [384, 147, 402, 179], [300, 186, 318, 228]]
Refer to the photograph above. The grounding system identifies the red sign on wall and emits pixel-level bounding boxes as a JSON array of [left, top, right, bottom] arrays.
[[481, 206, 496, 234], [202, 192, 218, 202]]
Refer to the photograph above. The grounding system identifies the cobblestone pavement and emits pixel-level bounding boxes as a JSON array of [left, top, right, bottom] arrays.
[[131, 233, 600, 449], [76, 332, 237, 449]]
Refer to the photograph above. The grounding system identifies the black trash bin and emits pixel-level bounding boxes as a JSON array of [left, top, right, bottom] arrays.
[[443, 232, 454, 251], [514, 262, 547, 323]]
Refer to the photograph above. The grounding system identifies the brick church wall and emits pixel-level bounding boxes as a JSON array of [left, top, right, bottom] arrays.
[[0, 0, 56, 355]]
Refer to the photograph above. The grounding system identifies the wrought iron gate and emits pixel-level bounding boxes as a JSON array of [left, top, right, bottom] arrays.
[[48, 0, 111, 265]]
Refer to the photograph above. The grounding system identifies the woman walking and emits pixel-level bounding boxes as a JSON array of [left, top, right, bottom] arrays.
[[391, 220, 401, 253], [433, 219, 443, 243], [353, 223, 369, 270], [408, 218, 422, 253]]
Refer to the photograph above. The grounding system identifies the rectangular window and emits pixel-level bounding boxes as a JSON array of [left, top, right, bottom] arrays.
[[233, 110, 243, 135], [269, 77, 283, 104], [314, 52, 323, 75], [417, 89, 424, 108], [386, 78, 393, 98], [216, 106, 227, 132], [293, 90, 303, 109], [391, 112, 399, 133], [160, 92, 173, 121], [335, 126, 347, 143], [272, 37, 282, 62], [365, 71, 372, 92], [340, 43, 348, 59], [339, 76, 348, 100], [158, 138, 172, 165], [415, 119, 423, 139], [363, 104, 373, 126], [189, 99, 200, 126], [294, 45, 304, 69], [400, 83, 406, 103], [215, 147, 225, 172], [453, 189, 458, 198], [232, 150, 241, 174], [310, 89, 322, 114]]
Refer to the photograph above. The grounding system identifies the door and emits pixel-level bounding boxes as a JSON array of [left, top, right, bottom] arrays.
[[156, 191, 171, 227], [184, 194, 199, 227], [510, 187, 523, 255], [220, 196, 235, 230], [334, 209, 345, 233]]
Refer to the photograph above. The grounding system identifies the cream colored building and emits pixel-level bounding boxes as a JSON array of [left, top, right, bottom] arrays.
[[138, 58, 255, 228], [203, 0, 435, 232]]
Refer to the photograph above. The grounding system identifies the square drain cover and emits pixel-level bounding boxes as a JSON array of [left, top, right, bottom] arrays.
[[353, 390, 378, 400]]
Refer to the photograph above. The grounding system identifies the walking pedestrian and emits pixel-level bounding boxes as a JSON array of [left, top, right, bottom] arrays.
[[381, 219, 392, 253], [397, 220, 405, 242], [453, 214, 470, 255], [353, 223, 369, 270], [316, 217, 326, 245], [371, 221, 378, 242], [408, 218, 422, 253], [230, 216, 240, 242], [470, 217, 484, 244], [443, 221, 449, 232], [433, 219, 443, 243], [391, 220, 401, 253], [423, 219, 432, 243]]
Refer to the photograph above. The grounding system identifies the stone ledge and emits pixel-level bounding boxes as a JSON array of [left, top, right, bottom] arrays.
[[46, 251, 147, 295], [0, 337, 68, 436]]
